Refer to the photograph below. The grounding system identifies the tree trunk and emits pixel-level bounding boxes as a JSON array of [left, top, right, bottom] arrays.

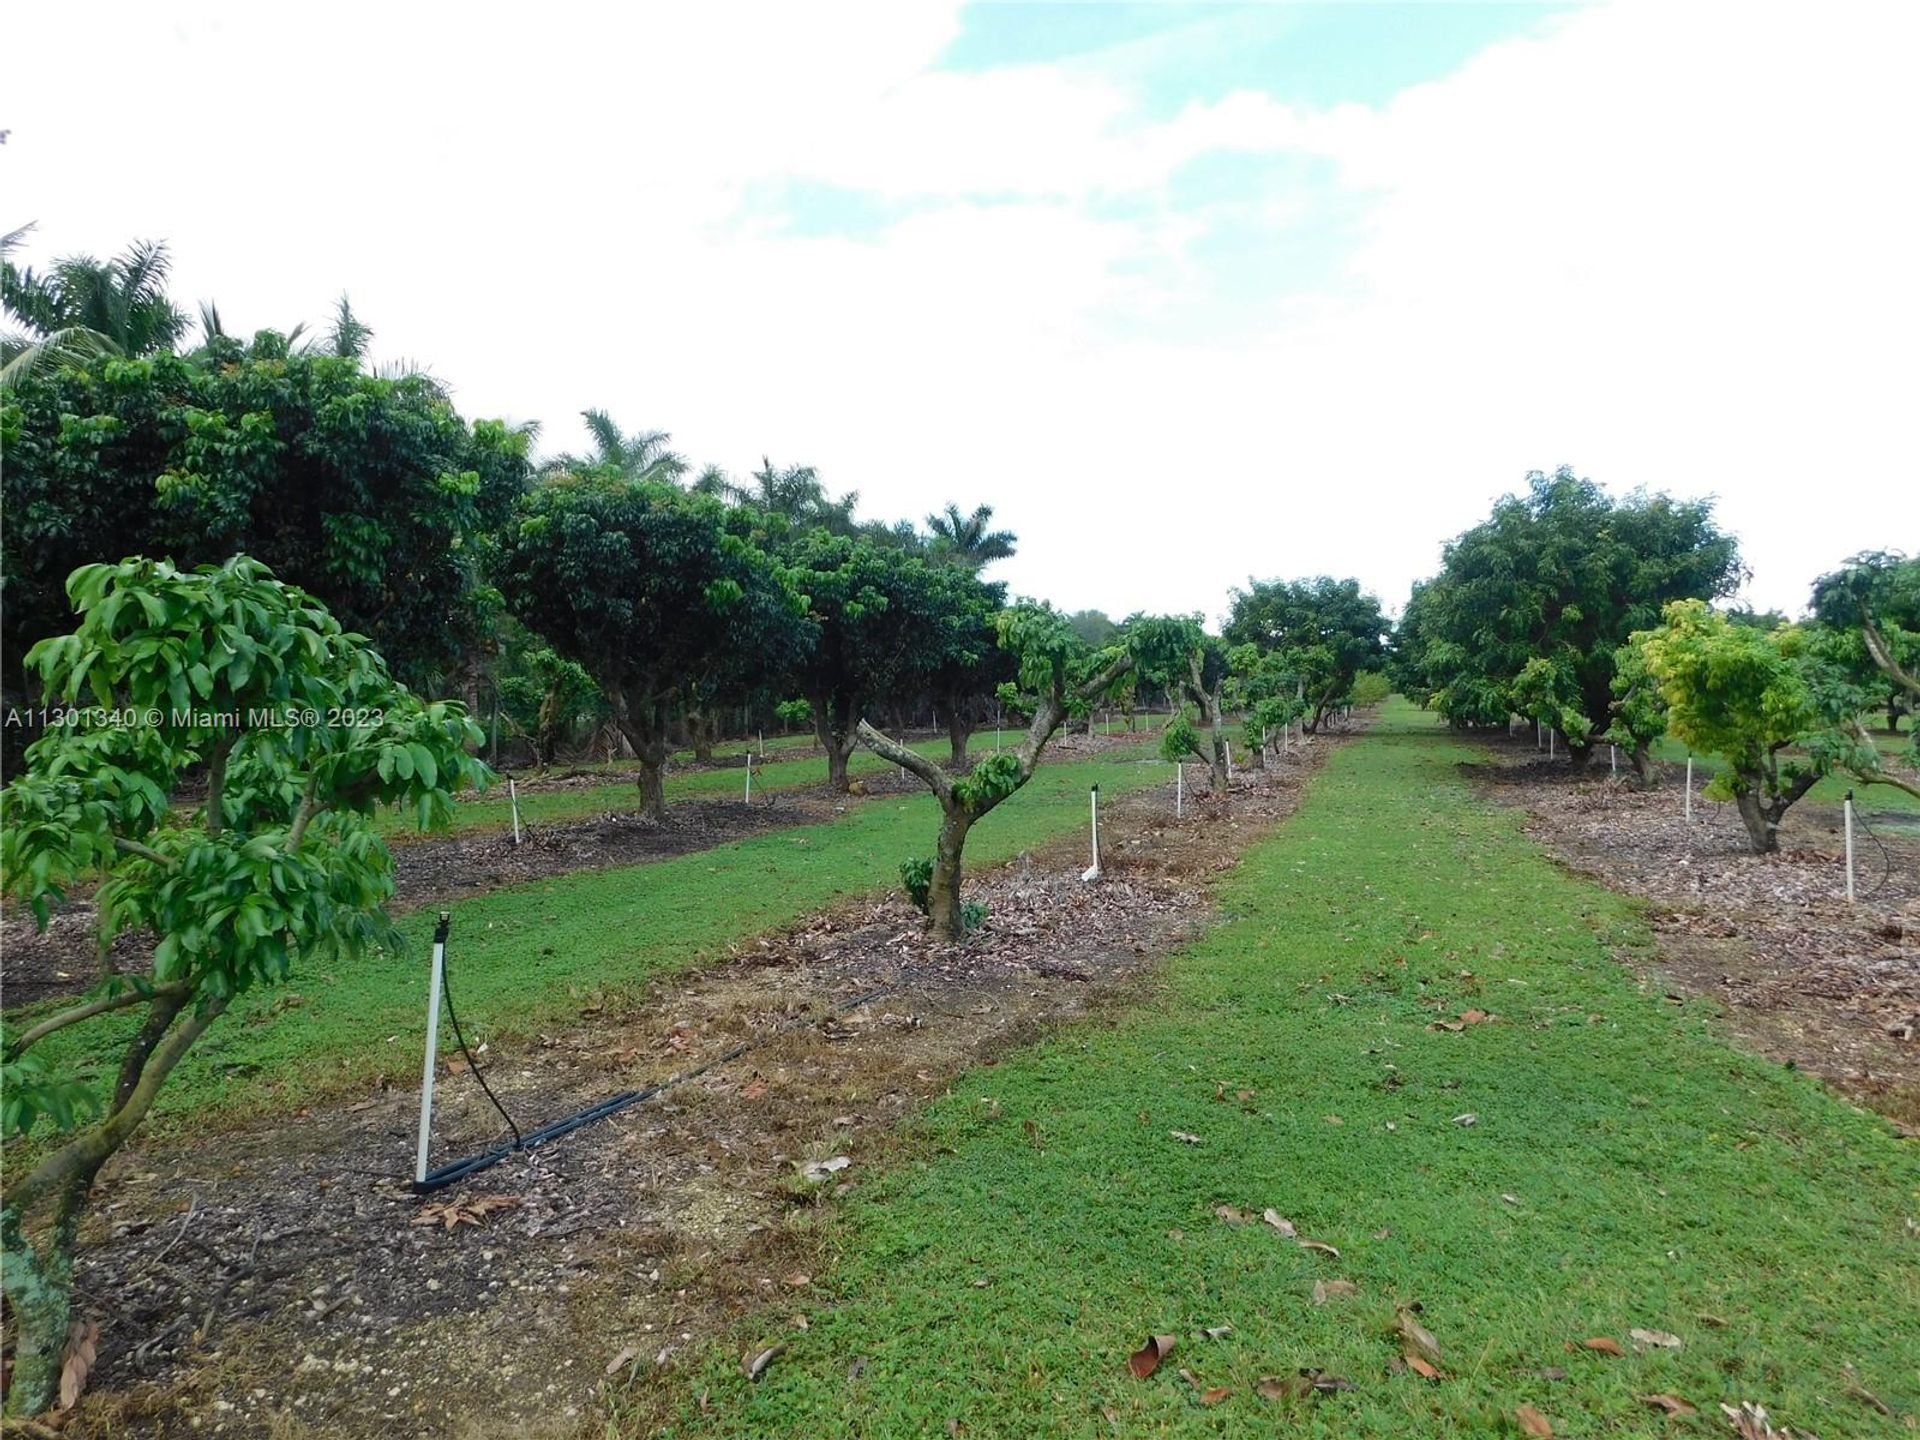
[[610, 690, 670, 819], [813, 692, 859, 792], [1734, 787, 1779, 853], [1567, 741, 1594, 771], [1203, 690, 1229, 794], [688, 709, 715, 763], [1631, 742, 1657, 786], [945, 705, 970, 769], [926, 804, 975, 941], [635, 755, 667, 818]]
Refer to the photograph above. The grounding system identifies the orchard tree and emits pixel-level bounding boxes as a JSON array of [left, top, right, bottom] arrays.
[[858, 604, 1133, 939], [0, 333, 531, 699], [1404, 467, 1740, 764], [1635, 600, 1902, 852], [1223, 576, 1388, 733], [1605, 635, 1667, 785], [498, 475, 807, 816], [1130, 615, 1231, 794], [1812, 551, 1920, 741], [0, 557, 486, 1418], [1230, 643, 1307, 768], [781, 534, 989, 788]]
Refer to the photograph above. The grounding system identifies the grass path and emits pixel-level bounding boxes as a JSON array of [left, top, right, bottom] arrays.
[[7, 742, 1175, 1135], [657, 700, 1919, 1438]]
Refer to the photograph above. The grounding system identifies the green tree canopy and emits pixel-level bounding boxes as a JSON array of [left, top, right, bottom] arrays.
[[497, 475, 807, 815], [1223, 575, 1388, 734], [1399, 466, 1740, 764], [2, 230, 189, 387], [0, 335, 531, 701]]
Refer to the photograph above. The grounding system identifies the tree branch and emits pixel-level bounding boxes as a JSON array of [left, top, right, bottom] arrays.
[[203, 733, 237, 837], [112, 836, 174, 868], [6, 994, 230, 1220], [1862, 614, 1920, 700], [2, 981, 192, 1061], [287, 775, 321, 849], [855, 720, 953, 803]]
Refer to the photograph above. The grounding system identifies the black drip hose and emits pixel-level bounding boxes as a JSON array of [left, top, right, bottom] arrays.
[[412, 953, 900, 1193], [438, 931, 523, 1149]]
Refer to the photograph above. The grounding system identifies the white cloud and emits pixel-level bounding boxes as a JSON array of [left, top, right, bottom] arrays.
[[6, 0, 1914, 624]]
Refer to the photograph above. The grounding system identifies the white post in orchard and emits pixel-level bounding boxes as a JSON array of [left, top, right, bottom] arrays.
[[1843, 790, 1856, 902], [1175, 761, 1184, 818], [413, 912, 451, 1188], [1082, 784, 1102, 882], [508, 777, 522, 846], [1685, 756, 1694, 823], [1610, 743, 1618, 777], [1225, 740, 1234, 782], [744, 753, 753, 805], [1548, 728, 1555, 759]]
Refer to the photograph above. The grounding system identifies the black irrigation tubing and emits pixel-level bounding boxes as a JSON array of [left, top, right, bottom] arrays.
[[412, 975, 901, 1195], [1851, 795, 1896, 899]]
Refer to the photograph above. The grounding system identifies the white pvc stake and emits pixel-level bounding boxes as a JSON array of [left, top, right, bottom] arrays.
[[413, 913, 450, 1187], [744, 753, 753, 804], [1225, 740, 1234, 782], [1176, 762, 1184, 818], [508, 777, 522, 846], [1843, 792, 1855, 902], [1685, 756, 1694, 822], [1548, 728, 1555, 759], [1610, 744, 1618, 777], [1081, 785, 1102, 881]]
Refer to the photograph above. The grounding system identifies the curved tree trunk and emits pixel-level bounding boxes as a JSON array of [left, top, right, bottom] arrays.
[[610, 689, 670, 819], [1631, 742, 1657, 786], [812, 690, 859, 792]]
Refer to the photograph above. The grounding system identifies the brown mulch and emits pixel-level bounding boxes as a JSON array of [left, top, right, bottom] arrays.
[[1464, 732, 1920, 1129], [48, 737, 1341, 1440], [0, 727, 1158, 1009]]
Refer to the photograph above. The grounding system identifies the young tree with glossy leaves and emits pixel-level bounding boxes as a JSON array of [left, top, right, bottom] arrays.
[[1404, 467, 1740, 765], [1130, 614, 1232, 794], [497, 475, 807, 816], [0, 557, 487, 1417], [857, 604, 1133, 939], [1223, 576, 1388, 734]]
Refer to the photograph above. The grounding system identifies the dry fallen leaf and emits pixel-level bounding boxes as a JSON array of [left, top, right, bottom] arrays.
[[743, 1343, 786, 1380], [1427, 1019, 1466, 1032], [1128, 1333, 1177, 1379], [1215, 1204, 1250, 1225], [1312, 1279, 1359, 1305], [411, 1193, 521, 1231], [1461, 1008, 1493, 1024], [1396, 1307, 1443, 1370], [1201, 1324, 1234, 1341], [1298, 1238, 1341, 1258], [800, 1155, 851, 1183], [1263, 1209, 1297, 1238], [1638, 1393, 1698, 1416], [59, 1318, 100, 1410], [1256, 1375, 1305, 1401], [1199, 1385, 1230, 1405], [1694, 1312, 1729, 1328], [1580, 1336, 1624, 1356], [1630, 1327, 1682, 1350], [1452, 1112, 1478, 1126], [1170, 1131, 1204, 1145], [783, 1272, 811, 1288], [605, 1345, 639, 1376], [1404, 1353, 1441, 1380], [1514, 1402, 1554, 1437], [741, 1078, 769, 1101]]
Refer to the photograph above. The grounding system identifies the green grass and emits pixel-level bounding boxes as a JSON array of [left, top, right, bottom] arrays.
[[656, 700, 1920, 1438], [4, 742, 1176, 1135], [1641, 733, 1920, 815], [384, 715, 1173, 839]]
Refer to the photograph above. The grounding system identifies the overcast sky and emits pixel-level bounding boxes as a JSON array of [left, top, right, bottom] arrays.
[[6, 1, 1914, 623]]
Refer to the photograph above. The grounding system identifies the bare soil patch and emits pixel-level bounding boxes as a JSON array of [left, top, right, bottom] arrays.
[[44, 737, 1343, 1439], [1463, 732, 1920, 1129]]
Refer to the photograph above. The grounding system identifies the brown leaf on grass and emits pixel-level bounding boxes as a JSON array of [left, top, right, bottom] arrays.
[[59, 1318, 100, 1410], [741, 1077, 769, 1100], [1395, 1306, 1443, 1369], [1426, 1020, 1466, 1032], [1461, 1008, 1493, 1024], [1638, 1393, 1698, 1416], [1215, 1204, 1250, 1225], [1536, 1366, 1568, 1381], [1199, 1385, 1230, 1405], [1580, 1336, 1624, 1356], [783, 1272, 811, 1288], [1312, 1279, 1359, 1305], [1236, 1088, 1256, 1102], [1297, 1238, 1340, 1258], [1127, 1334, 1177, 1379], [1630, 1327, 1682, 1350], [1308, 1370, 1358, 1393], [1695, 1312, 1729, 1328], [743, 1343, 786, 1380], [1323, 1114, 1344, 1125], [1720, 1400, 1808, 1440], [1262, 1209, 1297, 1237], [1404, 1353, 1441, 1380], [1256, 1375, 1305, 1400], [1514, 1403, 1554, 1437], [605, 1345, 639, 1376], [411, 1194, 521, 1231]]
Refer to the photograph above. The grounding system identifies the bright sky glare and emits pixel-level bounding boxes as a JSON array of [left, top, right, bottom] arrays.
[[6, 1, 1915, 622]]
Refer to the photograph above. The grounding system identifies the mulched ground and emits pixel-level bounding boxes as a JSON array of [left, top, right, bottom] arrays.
[[47, 735, 1342, 1439], [1, 728, 1159, 1009], [1464, 731, 1920, 1130]]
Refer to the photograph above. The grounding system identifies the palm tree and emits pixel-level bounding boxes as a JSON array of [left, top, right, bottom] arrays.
[[542, 409, 688, 483], [926, 503, 1017, 570], [2, 227, 189, 386], [730, 457, 860, 534]]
